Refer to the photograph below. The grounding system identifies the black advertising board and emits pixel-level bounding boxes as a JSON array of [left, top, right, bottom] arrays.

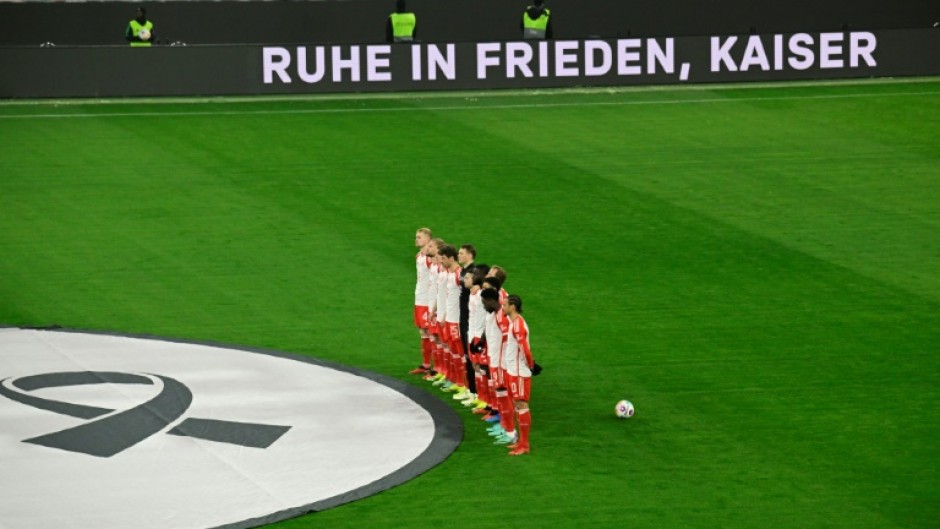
[[1, 29, 938, 98]]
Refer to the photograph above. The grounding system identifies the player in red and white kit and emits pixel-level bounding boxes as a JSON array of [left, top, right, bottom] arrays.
[[439, 244, 469, 396], [501, 294, 535, 455], [487, 265, 507, 289], [410, 228, 434, 375], [432, 243, 455, 389], [481, 280, 513, 444], [425, 239, 447, 384]]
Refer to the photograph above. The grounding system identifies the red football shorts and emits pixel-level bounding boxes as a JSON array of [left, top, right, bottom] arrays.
[[446, 322, 463, 356], [490, 366, 505, 386], [414, 305, 429, 329], [505, 373, 531, 402]]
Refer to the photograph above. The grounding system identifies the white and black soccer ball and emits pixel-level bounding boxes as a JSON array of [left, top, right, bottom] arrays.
[[138, 28, 151, 41], [615, 400, 634, 419]]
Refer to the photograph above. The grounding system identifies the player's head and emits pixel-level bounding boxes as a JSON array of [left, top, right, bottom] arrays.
[[396, 0, 407, 12], [136, 7, 147, 20], [506, 294, 523, 315], [458, 244, 476, 266], [473, 263, 490, 277], [482, 275, 502, 291], [465, 267, 486, 288], [426, 238, 445, 257], [487, 265, 507, 285], [415, 228, 432, 248], [534, 0, 545, 6], [439, 244, 458, 266], [480, 288, 500, 313]]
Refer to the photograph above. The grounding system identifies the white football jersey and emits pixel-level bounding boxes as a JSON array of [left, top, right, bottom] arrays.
[[414, 252, 430, 306], [503, 315, 532, 377], [436, 265, 448, 324], [427, 262, 440, 315], [484, 308, 509, 368], [468, 289, 484, 341], [444, 267, 462, 324]]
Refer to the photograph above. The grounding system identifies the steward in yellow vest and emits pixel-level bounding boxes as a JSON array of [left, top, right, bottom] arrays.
[[522, 0, 553, 40], [386, 0, 416, 43], [125, 7, 154, 47]]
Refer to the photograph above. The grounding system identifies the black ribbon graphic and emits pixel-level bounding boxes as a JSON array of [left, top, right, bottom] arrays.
[[0, 371, 291, 457]]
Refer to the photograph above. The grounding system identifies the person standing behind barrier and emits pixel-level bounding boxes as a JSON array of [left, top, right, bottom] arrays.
[[125, 7, 154, 47], [522, 0, 553, 40], [386, 0, 416, 43]]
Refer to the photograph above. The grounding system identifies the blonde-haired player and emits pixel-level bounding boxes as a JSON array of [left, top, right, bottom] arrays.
[[426, 238, 448, 385], [410, 228, 434, 375]]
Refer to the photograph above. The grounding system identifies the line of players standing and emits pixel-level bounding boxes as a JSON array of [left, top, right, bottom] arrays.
[[411, 228, 540, 456]]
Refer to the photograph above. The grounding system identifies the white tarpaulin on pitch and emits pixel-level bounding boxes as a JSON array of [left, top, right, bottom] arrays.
[[0, 328, 460, 529]]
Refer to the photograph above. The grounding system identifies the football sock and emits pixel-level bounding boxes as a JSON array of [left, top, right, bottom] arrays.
[[497, 389, 513, 433], [459, 355, 469, 388], [421, 338, 432, 368], [433, 343, 445, 378], [446, 352, 456, 384], [474, 372, 487, 404], [516, 408, 531, 449], [440, 346, 451, 381]]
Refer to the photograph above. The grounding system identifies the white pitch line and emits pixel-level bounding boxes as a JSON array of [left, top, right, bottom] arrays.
[[1, 90, 938, 120]]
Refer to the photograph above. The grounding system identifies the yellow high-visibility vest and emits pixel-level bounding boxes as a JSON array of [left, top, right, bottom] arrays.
[[522, 9, 550, 40], [129, 19, 154, 47], [390, 12, 416, 42]]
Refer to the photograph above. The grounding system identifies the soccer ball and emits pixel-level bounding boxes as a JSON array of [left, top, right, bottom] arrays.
[[139, 28, 151, 41], [615, 400, 634, 419]]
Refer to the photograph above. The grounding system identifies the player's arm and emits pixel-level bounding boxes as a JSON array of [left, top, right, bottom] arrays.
[[469, 304, 485, 343], [517, 325, 534, 368], [436, 273, 448, 323], [427, 268, 439, 320]]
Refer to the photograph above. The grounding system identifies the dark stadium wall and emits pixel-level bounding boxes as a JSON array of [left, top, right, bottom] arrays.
[[0, 0, 937, 47]]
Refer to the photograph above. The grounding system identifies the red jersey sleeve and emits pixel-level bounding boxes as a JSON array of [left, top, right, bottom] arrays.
[[515, 317, 534, 367]]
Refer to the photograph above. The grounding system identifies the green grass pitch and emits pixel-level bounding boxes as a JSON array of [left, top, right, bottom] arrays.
[[1, 78, 938, 529]]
